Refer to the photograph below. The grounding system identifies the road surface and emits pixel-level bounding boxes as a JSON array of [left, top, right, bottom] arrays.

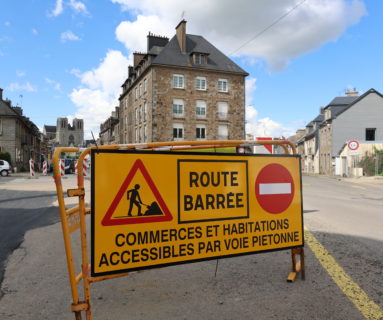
[[0, 174, 382, 319]]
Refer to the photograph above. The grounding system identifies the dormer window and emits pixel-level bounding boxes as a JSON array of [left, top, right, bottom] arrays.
[[193, 53, 207, 65]]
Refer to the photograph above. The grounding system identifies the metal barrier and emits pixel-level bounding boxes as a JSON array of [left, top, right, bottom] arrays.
[[52, 140, 304, 320]]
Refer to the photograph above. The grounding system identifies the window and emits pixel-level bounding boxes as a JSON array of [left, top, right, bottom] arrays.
[[173, 74, 184, 89], [218, 125, 228, 140], [144, 79, 147, 92], [196, 125, 206, 140], [135, 128, 139, 142], [144, 102, 147, 121], [0, 119, 2, 135], [217, 102, 228, 120], [135, 108, 139, 123], [366, 128, 376, 141], [172, 99, 184, 117], [173, 123, 184, 140], [196, 100, 207, 118], [193, 53, 207, 65], [139, 84, 142, 96], [144, 125, 147, 142], [195, 77, 206, 90], [135, 87, 139, 99], [218, 79, 228, 92]]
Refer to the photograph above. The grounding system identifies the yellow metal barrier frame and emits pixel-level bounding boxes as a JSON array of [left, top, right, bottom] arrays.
[[53, 140, 303, 320]]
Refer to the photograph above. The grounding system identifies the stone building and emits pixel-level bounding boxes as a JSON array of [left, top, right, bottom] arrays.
[[99, 107, 120, 145], [296, 88, 383, 175], [43, 117, 84, 147], [119, 20, 248, 143], [0, 88, 41, 171]]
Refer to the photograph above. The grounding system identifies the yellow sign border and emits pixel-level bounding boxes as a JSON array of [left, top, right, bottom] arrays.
[[91, 150, 304, 277]]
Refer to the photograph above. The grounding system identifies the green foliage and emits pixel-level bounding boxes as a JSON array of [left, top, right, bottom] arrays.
[[0, 152, 12, 164], [358, 150, 383, 176]]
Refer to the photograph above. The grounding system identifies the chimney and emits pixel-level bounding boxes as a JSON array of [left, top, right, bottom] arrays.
[[0, 88, 3, 101], [176, 19, 187, 53], [147, 32, 169, 51], [320, 106, 324, 114], [133, 52, 145, 68], [345, 88, 358, 96], [128, 65, 134, 77]]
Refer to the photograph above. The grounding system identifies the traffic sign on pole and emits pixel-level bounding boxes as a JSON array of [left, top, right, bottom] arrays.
[[348, 140, 360, 155]]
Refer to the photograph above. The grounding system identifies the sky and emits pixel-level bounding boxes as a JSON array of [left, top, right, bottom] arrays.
[[1, 0, 382, 139]]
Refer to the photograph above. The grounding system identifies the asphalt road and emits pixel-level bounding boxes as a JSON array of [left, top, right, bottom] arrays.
[[0, 175, 60, 290], [0, 174, 382, 319]]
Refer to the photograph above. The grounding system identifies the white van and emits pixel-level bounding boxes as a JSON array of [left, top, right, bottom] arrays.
[[0, 160, 11, 176]]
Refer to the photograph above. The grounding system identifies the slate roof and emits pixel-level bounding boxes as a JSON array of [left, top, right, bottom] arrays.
[[152, 34, 248, 75], [0, 100, 19, 116], [331, 88, 383, 118], [327, 96, 358, 106], [313, 114, 324, 122], [44, 125, 56, 132]]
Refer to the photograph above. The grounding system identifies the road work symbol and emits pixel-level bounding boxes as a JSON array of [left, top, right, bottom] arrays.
[[101, 159, 172, 226], [255, 163, 295, 214], [126, 184, 164, 217]]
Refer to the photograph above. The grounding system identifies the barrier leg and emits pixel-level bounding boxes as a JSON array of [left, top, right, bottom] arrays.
[[287, 247, 305, 282]]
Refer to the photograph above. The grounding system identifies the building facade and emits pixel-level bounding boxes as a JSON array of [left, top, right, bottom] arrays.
[[43, 117, 84, 147], [119, 20, 248, 144], [0, 88, 41, 171], [297, 88, 383, 175], [99, 107, 120, 145]]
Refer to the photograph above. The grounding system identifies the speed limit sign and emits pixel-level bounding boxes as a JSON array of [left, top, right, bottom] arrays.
[[348, 140, 359, 151]]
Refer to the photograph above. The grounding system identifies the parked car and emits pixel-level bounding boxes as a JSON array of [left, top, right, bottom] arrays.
[[0, 160, 11, 176], [65, 158, 75, 174]]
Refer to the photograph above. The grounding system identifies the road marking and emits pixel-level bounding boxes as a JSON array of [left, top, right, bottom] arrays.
[[352, 185, 366, 190], [305, 229, 383, 320], [259, 183, 291, 195]]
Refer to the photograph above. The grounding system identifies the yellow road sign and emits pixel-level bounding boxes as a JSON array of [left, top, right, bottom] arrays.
[[91, 150, 303, 276]]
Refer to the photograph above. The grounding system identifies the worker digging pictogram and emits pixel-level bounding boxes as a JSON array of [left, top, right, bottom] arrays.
[[101, 159, 172, 226]]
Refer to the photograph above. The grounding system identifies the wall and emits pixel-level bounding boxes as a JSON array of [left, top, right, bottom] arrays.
[[332, 92, 383, 156], [152, 66, 245, 141]]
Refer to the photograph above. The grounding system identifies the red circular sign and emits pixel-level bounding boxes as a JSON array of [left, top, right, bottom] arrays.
[[348, 140, 359, 151], [255, 163, 295, 214]]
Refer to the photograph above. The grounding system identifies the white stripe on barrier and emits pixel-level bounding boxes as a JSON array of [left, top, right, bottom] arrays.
[[29, 159, 35, 177], [60, 159, 65, 176], [259, 183, 291, 195], [42, 161, 47, 175]]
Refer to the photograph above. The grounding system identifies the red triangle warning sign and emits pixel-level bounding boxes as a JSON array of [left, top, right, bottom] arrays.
[[101, 159, 172, 226]]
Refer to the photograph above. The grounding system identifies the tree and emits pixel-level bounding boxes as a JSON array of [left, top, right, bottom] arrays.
[[0, 152, 11, 164]]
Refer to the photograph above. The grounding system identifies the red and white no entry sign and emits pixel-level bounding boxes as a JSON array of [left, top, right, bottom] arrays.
[[348, 140, 359, 151], [255, 163, 295, 214]]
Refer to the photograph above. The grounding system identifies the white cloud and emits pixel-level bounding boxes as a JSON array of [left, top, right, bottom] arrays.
[[49, 0, 64, 17], [116, 15, 173, 52], [245, 75, 304, 137], [49, 0, 89, 17], [112, 0, 366, 71], [45, 78, 62, 91], [246, 105, 296, 138], [68, 0, 89, 15], [69, 50, 130, 138], [7, 82, 37, 92], [245, 77, 256, 106], [32, 29, 38, 35], [4, 21, 11, 27], [61, 30, 81, 42], [16, 71, 26, 77]]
